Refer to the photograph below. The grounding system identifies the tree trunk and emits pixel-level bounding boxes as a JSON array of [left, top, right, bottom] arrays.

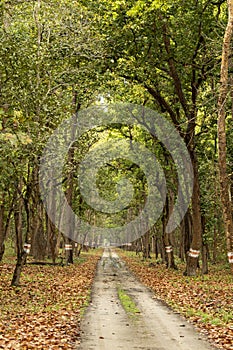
[[142, 231, 151, 259], [0, 197, 5, 262], [163, 193, 176, 269], [47, 215, 57, 264], [217, 0, 233, 273], [151, 235, 156, 257], [32, 204, 46, 261], [64, 93, 81, 264], [179, 211, 193, 263], [11, 180, 26, 286], [213, 167, 220, 264], [31, 165, 47, 261], [65, 237, 73, 265], [11, 251, 27, 287], [201, 216, 209, 274], [185, 151, 203, 276], [202, 244, 209, 275], [135, 238, 142, 256], [0, 193, 15, 262]]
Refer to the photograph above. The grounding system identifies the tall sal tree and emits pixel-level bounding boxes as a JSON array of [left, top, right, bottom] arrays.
[[91, 0, 225, 275], [217, 0, 233, 273]]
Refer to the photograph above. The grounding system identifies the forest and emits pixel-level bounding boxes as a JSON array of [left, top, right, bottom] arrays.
[[0, 0, 233, 348]]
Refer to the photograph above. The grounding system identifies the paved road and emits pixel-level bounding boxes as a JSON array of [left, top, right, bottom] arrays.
[[77, 248, 216, 350]]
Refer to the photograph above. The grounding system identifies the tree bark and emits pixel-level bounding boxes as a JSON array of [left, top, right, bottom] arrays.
[[30, 165, 47, 261], [201, 216, 209, 275], [142, 231, 151, 259], [179, 209, 192, 262], [217, 0, 233, 272], [185, 149, 203, 276], [46, 182, 57, 264], [163, 192, 176, 269], [0, 193, 15, 262], [11, 180, 26, 286], [0, 196, 6, 262], [64, 92, 80, 264]]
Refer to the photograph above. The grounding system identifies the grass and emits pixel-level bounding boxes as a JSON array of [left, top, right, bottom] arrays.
[[79, 289, 92, 318], [185, 308, 223, 326], [117, 287, 140, 318]]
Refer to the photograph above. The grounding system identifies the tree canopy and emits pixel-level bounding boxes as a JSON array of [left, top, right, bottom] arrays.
[[1, 0, 233, 282]]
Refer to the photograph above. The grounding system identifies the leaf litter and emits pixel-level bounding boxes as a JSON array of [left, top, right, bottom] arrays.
[[0, 251, 102, 349], [120, 252, 233, 350]]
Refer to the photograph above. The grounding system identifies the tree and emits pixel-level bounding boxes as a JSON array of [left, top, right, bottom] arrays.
[[217, 0, 233, 272], [0, 0, 103, 284], [90, 0, 225, 275]]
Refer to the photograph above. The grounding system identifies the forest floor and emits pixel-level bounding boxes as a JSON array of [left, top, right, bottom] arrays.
[[0, 248, 232, 349], [77, 248, 218, 350], [0, 249, 102, 349], [118, 249, 233, 350]]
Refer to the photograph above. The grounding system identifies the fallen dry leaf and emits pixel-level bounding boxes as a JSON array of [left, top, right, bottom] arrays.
[[0, 250, 102, 349], [119, 250, 233, 350]]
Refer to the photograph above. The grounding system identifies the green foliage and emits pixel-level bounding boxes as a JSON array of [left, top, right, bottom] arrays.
[[0, 0, 231, 269], [117, 287, 140, 317]]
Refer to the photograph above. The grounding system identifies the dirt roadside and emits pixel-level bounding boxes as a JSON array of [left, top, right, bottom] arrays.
[[76, 248, 217, 350]]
